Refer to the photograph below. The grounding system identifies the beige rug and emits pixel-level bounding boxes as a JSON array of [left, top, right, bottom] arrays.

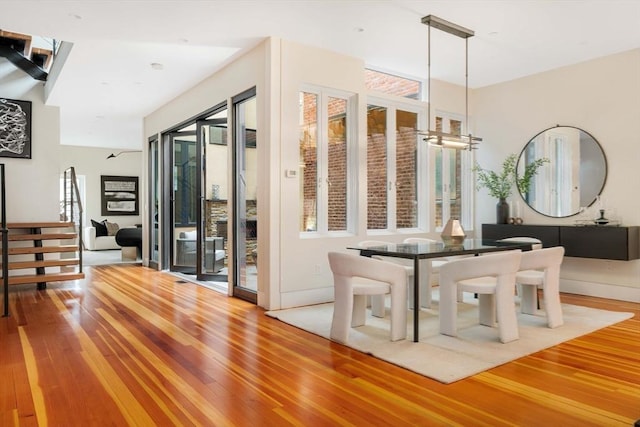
[[266, 293, 632, 383]]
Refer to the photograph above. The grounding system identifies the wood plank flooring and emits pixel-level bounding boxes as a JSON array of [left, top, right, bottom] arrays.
[[1, 264, 638, 426]]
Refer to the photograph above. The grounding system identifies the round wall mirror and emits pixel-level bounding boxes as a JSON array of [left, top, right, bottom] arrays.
[[516, 125, 607, 218]]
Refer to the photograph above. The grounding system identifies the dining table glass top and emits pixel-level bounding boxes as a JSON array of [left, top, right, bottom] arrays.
[[348, 238, 531, 259]]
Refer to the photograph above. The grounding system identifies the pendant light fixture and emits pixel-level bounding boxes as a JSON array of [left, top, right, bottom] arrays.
[[420, 15, 482, 150]]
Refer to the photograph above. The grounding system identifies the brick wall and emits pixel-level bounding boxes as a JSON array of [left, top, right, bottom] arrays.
[[365, 69, 420, 99], [367, 107, 387, 229]]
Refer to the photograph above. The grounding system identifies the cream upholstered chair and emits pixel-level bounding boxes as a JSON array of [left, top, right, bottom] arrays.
[[498, 237, 543, 304], [498, 236, 543, 250], [402, 237, 449, 308], [357, 240, 414, 315], [328, 252, 408, 343], [439, 250, 522, 343], [517, 246, 565, 328]]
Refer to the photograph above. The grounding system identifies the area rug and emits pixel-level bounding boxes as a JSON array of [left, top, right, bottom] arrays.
[[266, 293, 632, 383]]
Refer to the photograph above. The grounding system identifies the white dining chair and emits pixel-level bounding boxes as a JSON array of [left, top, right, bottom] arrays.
[[328, 252, 408, 343], [439, 250, 522, 343], [498, 236, 543, 250], [517, 246, 565, 328], [357, 240, 414, 315], [498, 237, 543, 305]]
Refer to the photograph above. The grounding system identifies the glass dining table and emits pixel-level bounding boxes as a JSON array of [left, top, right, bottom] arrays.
[[348, 239, 533, 342]]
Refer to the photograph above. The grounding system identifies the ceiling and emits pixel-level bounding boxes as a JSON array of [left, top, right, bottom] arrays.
[[2, 0, 640, 150]]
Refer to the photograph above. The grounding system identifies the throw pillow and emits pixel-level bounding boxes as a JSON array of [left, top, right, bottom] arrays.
[[91, 219, 108, 237], [105, 221, 120, 236]]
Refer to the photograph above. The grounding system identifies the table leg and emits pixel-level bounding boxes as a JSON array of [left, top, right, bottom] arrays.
[[413, 257, 420, 342]]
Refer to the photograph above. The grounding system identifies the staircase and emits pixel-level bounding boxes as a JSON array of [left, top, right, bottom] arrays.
[[3, 222, 84, 289], [0, 29, 54, 81]]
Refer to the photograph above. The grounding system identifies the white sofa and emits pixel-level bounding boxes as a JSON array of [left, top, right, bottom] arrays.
[[83, 226, 120, 250], [84, 225, 136, 250]]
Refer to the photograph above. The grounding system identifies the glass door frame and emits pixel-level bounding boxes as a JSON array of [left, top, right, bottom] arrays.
[[148, 134, 160, 270], [231, 87, 257, 303], [196, 117, 228, 282], [168, 130, 198, 274]]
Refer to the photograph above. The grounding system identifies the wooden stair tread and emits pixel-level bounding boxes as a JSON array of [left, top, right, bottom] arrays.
[[6, 222, 75, 229], [8, 232, 77, 241], [8, 259, 80, 270], [3, 245, 79, 255], [8, 272, 85, 286]]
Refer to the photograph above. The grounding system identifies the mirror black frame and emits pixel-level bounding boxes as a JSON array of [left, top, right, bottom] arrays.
[[516, 125, 607, 218]]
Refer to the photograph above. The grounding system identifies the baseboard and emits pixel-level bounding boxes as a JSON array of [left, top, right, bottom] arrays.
[[279, 286, 334, 310], [560, 279, 640, 302]]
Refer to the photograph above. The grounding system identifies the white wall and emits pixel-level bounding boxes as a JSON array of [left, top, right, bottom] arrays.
[[473, 48, 640, 300], [1, 59, 61, 222], [59, 145, 142, 227]]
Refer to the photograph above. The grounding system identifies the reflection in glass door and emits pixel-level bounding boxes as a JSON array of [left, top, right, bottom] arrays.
[[232, 88, 257, 302], [196, 108, 228, 281], [169, 131, 198, 273], [148, 136, 160, 269]]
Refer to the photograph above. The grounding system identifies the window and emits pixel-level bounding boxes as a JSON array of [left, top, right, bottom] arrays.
[[433, 113, 473, 230], [365, 69, 421, 100], [299, 88, 354, 234], [366, 100, 425, 231]]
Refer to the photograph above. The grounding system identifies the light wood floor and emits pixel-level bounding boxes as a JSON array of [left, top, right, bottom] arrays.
[[1, 264, 638, 426]]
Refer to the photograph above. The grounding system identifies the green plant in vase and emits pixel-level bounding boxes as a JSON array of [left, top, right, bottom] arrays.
[[473, 153, 548, 224]]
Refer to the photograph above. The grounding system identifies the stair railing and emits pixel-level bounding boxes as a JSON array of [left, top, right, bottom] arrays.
[[1, 164, 8, 316], [62, 167, 83, 272]]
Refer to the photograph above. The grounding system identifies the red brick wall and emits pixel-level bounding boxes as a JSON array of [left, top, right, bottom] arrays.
[[367, 107, 387, 229], [395, 110, 418, 228], [365, 69, 420, 99]]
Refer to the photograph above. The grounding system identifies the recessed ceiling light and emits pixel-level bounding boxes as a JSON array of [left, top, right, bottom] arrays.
[[68, 13, 82, 20], [488, 31, 499, 36], [354, 27, 365, 33], [150, 62, 164, 70]]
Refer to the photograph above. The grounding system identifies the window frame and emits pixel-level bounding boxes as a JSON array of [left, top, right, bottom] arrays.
[[432, 110, 474, 231], [367, 95, 428, 234], [299, 85, 357, 237]]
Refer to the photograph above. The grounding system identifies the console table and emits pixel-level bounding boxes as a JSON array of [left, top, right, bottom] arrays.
[[482, 224, 640, 261]]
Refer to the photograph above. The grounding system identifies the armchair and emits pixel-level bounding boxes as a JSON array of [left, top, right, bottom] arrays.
[[176, 231, 225, 273]]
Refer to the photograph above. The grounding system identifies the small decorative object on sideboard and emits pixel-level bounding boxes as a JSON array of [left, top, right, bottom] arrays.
[[594, 209, 609, 225]]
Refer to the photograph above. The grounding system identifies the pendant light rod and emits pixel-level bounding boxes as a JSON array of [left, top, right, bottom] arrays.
[[421, 14, 481, 150]]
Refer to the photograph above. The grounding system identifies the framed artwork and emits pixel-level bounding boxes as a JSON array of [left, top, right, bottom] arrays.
[[101, 175, 139, 216], [0, 97, 32, 159]]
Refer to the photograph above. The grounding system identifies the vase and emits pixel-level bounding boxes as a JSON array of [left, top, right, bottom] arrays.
[[496, 198, 509, 224], [441, 218, 466, 246]]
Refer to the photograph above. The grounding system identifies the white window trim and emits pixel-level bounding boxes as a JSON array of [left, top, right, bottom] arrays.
[[367, 96, 427, 233], [299, 85, 357, 237]]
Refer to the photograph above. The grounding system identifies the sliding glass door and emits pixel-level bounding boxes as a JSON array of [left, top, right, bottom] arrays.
[[232, 88, 258, 302], [148, 136, 160, 269], [196, 108, 228, 281], [169, 130, 198, 273]]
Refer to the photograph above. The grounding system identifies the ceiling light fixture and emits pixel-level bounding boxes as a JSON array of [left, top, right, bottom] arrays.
[[420, 15, 482, 151], [106, 150, 141, 159]]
